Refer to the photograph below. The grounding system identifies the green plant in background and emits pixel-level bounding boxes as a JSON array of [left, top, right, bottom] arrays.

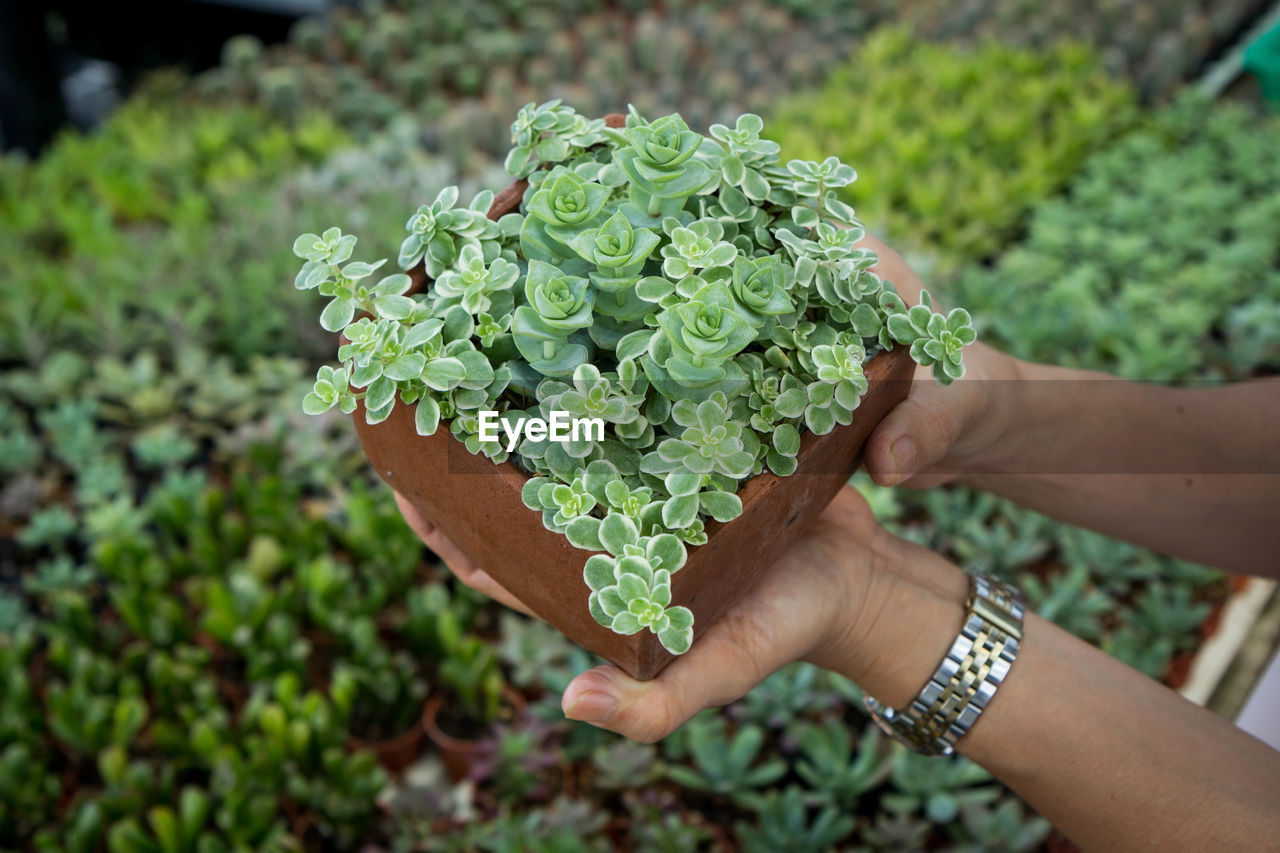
[[727, 661, 860, 730], [876, 0, 1261, 100], [883, 748, 1002, 823], [1020, 564, 1114, 642], [0, 81, 344, 364], [770, 27, 1134, 263], [192, 0, 859, 166], [330, 626, 429, 741], [1102, 626, 1176, 681], [794, 720, 889, 808], [624, 803, 711, 853], [1131, 582, 1211, 651], [0, 355, 429, 850], [410, 795, 612, 853], [949, 798, 1053, 853], [0, 114, 484, 368], [735, 786, 855, 853], [859, 809, 934, 851], [0, 77, 340, 256], [102, 786, 225, 853], [663, 715, 786, 805], [469, 719, 563, 804], [588, 737, 662, 791], [296, 102, 975, 654], [438, 632, 506, 724], [947, 95, 1280, 381]]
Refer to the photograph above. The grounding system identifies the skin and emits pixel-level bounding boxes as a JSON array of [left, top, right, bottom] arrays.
[[393, 238, 1280, 849]]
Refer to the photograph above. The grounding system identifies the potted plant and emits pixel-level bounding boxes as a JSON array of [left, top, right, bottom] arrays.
[[329, 627, 428, 774], [421, 624, 522, 783], [293, 101, 975, 679]]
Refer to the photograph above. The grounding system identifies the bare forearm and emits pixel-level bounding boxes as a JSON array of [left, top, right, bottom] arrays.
[[965, 610, 1280, 851], [962, 360, 1280, 575], [840, 547, 1280, 851]]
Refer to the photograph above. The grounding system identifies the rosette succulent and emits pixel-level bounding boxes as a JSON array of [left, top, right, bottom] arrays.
[[293, 102, 975, 656], [522, 167, 612, 263], [654, 282, 757, 387], [570, 211, 659, 291], [512, 260, 595, 377], [611, 111, 716, 221]]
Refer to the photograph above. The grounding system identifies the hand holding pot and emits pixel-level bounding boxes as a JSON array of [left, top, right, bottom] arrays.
[[395, 487, 1280, 852], [397, 485, 972, 744], [856, 234, 1023, 489], [857, 234, 1280, 575]]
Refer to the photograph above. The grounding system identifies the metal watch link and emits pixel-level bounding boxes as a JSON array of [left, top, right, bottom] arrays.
[[864, 573, 1024, 757]]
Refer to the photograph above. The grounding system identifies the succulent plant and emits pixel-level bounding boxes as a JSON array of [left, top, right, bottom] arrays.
[[884, 746, 1004, 824], [948, 797, 1053, 852], [881, 0, 1256, 100], [294, 102, 974, 656], [663, 715, 786, 805], [735, 786, 855, 853], [795, 720, 890, 808]]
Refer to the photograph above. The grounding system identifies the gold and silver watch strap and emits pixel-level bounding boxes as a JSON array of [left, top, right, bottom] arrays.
[[864, 573, 1024, 757]]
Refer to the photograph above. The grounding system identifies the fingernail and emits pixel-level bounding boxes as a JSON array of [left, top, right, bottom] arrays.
[[889, 436, 917, 484], [564, 691, 617, 725]]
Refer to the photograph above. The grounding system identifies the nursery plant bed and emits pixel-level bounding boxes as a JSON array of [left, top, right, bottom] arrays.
[[353, 347, 913, 680]]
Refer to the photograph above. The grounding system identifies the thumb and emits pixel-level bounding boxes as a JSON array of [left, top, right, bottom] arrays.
[[865, 371, 968, 488], [561, 603, 811, 743]]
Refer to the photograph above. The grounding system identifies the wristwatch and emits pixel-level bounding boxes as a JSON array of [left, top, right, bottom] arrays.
[[864, 572, 1024, 757]]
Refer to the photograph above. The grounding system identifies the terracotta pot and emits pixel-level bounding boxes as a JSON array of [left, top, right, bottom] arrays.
[[422, 686, 527, 783], [346, 717, 426, 774], [353, 111, 914, 680], [355, 347, 912, 680]]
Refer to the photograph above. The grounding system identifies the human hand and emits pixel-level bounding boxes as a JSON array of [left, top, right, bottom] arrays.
[[397, 486, 968, 743], [857, 235, 1024, 488], [395, 491, 535, 618]]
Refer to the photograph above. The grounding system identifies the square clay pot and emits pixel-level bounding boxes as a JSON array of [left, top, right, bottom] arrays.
[[352, 347, 913, 680]]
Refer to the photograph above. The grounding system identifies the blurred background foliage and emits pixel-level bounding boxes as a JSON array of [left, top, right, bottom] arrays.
[[770, 28, 1137, 263], [1, 0, 1276, 849]]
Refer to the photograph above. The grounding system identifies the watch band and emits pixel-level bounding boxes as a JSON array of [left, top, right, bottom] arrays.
[[864, 572, 1024, 757]]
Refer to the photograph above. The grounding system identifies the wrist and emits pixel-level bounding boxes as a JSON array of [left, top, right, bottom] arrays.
[[817, 530, 971, 708], [950, 346, 1031, 483]]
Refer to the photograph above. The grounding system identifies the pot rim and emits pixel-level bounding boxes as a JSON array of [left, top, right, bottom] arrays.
[[422, 685, 527, 750]]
